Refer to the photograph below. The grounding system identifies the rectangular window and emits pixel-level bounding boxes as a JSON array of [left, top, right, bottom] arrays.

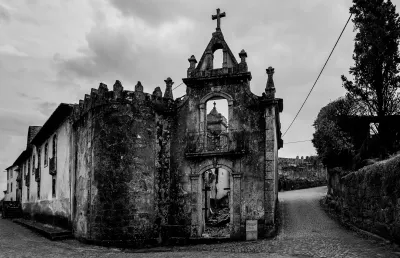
[[10, 169, 12, 179], [44, 142, 48, 166], [31, 155, 35, 175], [52, 177, 56, 197], [38, 148, 41, 171], [370, 122, 379, 137], [27, 187, 29, 201], [52, 135, 57, 158], [37, 182, 40, 199]]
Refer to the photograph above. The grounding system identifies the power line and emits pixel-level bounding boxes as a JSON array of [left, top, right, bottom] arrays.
[[282, 13, 353, 138], [172, 82, 184, 91], [284, 139, 312, 144]]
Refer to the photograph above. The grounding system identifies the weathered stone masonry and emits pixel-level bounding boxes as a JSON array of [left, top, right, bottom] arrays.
[[7, 9, 283, 245], [71, 81, 176, 243], [326, 156, 400, 244]]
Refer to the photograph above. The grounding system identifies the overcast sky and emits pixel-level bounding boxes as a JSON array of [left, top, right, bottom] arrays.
[[1, 0, 398, 199]]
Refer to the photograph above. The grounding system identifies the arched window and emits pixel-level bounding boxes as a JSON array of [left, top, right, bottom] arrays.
[[213, 49, 223, 69], [205, 98, 229, 152]]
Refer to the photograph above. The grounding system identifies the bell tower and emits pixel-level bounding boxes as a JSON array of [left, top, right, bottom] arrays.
[[170, 7, 283, 240]]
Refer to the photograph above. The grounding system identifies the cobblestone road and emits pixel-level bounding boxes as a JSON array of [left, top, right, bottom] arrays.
[[0, 186, 399, 257]]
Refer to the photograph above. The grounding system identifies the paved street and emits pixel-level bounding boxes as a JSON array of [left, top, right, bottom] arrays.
[[1, 186, 399, 257]]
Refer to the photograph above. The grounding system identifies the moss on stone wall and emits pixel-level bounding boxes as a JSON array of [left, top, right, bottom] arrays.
[[327, 155, 400, 244]]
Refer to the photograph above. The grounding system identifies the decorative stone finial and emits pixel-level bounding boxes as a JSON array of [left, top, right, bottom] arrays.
[[264, 66, 276, 99], [135, 81, 143, 92], [153, 86, 162, 98], [266, 66, 275, 76], [188, 55, 197, 68], [239, 49, 247, 63], [164, 77, 174, 99], [212, 8, 226, 31], [113, 80, 123, 92]]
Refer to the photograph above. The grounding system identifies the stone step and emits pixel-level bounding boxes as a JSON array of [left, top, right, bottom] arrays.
[[13, 219, 73, 241]]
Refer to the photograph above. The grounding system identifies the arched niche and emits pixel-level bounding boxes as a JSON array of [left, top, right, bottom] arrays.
[[199, 91, 234, 133]]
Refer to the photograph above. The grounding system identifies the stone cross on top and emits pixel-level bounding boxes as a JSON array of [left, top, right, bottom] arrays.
[[212, 8, 226, 31]]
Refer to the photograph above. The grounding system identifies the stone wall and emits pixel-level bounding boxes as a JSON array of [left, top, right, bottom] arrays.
[[278, 156, 326, 191], [72, 81, 174, 245], [326, 155, 400, 244]]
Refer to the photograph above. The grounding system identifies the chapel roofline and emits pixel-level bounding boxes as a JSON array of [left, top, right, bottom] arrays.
[[185, 8, 250, 81]]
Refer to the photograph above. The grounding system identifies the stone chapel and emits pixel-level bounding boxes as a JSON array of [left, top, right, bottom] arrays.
[[4, 8, 283, 245]]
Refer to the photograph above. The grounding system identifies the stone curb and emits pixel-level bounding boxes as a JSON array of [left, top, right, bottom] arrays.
[[319, 197, 400, 252], [13, 218, 73, 241]]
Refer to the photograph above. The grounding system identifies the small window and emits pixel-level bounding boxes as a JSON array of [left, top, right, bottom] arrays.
[[27, 187, 30, 201], [10, 169, 12, 179], [28, 159, 31, 176], [44, 142, 49, 166], [38, 148, 41, 171], [370, 123, 378, 137], [52, 135, 57, 158], [37, 182, 40, 199], [32, 154, 35, 175], [52, 177, 56, 197]]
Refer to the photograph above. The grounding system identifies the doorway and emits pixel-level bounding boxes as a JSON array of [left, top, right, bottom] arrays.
[[201, 167, 231, 238]]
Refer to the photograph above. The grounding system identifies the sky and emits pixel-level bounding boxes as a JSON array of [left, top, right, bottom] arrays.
[[1, 0, 398, 199]]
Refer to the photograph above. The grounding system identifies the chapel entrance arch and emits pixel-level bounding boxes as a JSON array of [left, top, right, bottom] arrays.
[[201, 166, 231, 237], [190, 162, 242, 239]]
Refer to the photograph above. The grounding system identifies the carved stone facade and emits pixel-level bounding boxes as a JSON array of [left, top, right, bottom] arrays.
[[5, 9, 283, 244]]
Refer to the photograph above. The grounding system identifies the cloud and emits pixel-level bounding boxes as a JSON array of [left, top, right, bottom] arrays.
[[37, 101, 58, 117], [0, 4, 11, 24], [0, 45, 28, 57], [107, 0, 213, 27], [55, 5, 195, 92], [0, 108, 45, 136], [18, 92, 41, 101]]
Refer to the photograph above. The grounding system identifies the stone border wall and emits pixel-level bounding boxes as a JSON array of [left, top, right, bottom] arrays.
[[326, 155, 400, 244]]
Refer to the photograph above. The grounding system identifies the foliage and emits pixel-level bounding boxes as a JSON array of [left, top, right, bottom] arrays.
[[312, 97, 356, 168], [341, 0, 400, 131]]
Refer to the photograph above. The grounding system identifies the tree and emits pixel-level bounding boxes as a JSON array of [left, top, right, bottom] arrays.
[[341, 0, 400, 153], [312, 97, 356, 168]]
